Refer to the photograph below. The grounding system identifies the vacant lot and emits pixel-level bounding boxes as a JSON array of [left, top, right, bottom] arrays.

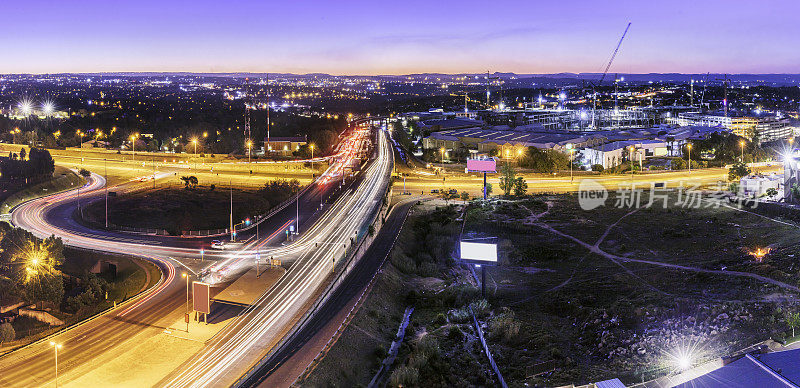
[[308, 192, 800, 387], [83, 183, 296, 234]]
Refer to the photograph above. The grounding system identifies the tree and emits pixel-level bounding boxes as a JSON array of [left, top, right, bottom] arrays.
[[485, 182, 493, 197], [788, 312, 800, 337], [180, 175, 198, 189], [499, 164, 517, 196], [766, 187, 778, 198], [519, 147, 570, 173], [19, 147, 26, 161], [0, 323, 14, 344], [513, 177, 528, 197], [460, 191, 470, 201], [79, 168, 91, 178], [728, 162, 751, 182]]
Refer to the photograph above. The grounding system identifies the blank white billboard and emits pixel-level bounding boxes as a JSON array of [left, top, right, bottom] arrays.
[[460, 241, 497, 263]]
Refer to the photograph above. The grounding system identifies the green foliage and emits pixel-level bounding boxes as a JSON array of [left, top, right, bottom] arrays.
[[0, 147, 55, 184], [766, 188, 778, 198], [787, 311, 800, 337], [259, 178, 300, 200], [460, 191, 470, 201], [180, 175, 198, 189], [499, 163, 517, 196], [0, 322, 14, 344], [512, 177, 528, 197], [728, 162, 751, 181], [519, 147, 570, 173], [389, 365, 419, 387], [591, 164, 604, 172], [488, 309, 521, 343]]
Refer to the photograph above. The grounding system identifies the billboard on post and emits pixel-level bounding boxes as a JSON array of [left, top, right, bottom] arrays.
[[466, 158, 496, 173], [192, 281, 211, 314], [460, 241, 498, 265]]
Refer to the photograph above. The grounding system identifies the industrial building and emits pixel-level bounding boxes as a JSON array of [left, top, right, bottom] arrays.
[[669, 112, 794, 143], [423, 127, 607, 158], [579, 140, 668, 170]]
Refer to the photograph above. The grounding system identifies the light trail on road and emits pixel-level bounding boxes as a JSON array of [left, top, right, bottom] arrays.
[[162, 128, 392, 387]]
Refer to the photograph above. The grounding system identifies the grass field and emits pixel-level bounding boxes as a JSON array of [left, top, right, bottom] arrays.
[[82, 185, 291, 234], [1, 166, 84, 214], [308, 192, 800, 387]]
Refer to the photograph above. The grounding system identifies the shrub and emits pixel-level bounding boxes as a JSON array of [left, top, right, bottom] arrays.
[[0, 323, 14, 344], [469, 299, 490, 318], [449, 308, 471, 324], [489, 310, 521, 343], [417, 261, 439, 277], [592, 164, 604, 172], [389, 365, 419, 387]]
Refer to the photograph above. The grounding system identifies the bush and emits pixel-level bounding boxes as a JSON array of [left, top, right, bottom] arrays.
[[591, 164, 604, 172], [417, 261, 439, 277], [0, 323, 15, 344], [469, 299, 491, 318], [449, 308, 471, 324], [389, 365, 419, 387], [489, 310, 521, 343]]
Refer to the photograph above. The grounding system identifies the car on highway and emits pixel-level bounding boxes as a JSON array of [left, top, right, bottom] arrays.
[[210, 240, 227, 250], [431, 189, 439, 194]]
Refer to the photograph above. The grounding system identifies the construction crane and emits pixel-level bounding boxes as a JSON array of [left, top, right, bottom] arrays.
[[699, 72, 710, 111], [485, 71, 502, 108], [590, 22, 632, 129], [715, 74, 731, 117]]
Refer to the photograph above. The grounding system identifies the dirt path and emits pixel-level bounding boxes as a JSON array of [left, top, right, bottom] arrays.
[[533, 220, 800, 295]]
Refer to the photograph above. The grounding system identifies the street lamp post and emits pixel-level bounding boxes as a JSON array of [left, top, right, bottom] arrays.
[[629, 146, 635, 176], [49, 342, 62, 387], [246, 140, 253, 164], [192, 138, 198, 170], [309, 144, 314, 172], [687, 143, 692, 174], [740, 140, 745, 163], [130, 134, 137, 162], [104, 159, 108, 228], [181, 273, 190, 332]]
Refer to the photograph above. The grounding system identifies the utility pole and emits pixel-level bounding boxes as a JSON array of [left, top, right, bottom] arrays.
[[689, 79, 694, 107], [295, 186, 300, 236], [266, 74, 270, 154], [715, 74, 731, 117], [230, 179, 234, 242], [182, 273, 190, 332], [104, 159, 108, 228], [244, 78, 251, 151]]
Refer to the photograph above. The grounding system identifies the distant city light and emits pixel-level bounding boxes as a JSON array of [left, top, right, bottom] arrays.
[[42, 100, 55, 115], [18, 99, 33, 116]]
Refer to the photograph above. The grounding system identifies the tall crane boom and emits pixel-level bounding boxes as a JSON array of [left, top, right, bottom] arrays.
[[591, 22, 631, 128], [599, 22, 631, 86]]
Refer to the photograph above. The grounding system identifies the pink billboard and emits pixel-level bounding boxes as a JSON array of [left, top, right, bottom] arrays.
[[467, 158, 496, 173]]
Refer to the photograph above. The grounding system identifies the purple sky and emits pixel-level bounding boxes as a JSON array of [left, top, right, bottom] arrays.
[[2, 0, 798, 74]]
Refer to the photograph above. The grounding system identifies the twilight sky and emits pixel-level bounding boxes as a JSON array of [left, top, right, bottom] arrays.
[[2, 0, 798, 75]]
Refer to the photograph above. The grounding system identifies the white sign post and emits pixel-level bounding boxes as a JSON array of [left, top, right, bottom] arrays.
[[460, 241, 497, 297]]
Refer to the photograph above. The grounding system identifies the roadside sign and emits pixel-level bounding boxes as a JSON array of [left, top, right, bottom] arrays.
[[192, 281, 211, 314], [467, 158, 497, 173], [289, 225, 295, 233], [460, 241, 498, 265]]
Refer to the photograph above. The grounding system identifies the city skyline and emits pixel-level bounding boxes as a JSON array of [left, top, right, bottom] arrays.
[[2, 0, 799, 75]]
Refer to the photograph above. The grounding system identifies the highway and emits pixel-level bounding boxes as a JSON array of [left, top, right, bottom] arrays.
[[160, 127, 393, 387], [0, 126, 390, 386], [401, 164, 784, 195]]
